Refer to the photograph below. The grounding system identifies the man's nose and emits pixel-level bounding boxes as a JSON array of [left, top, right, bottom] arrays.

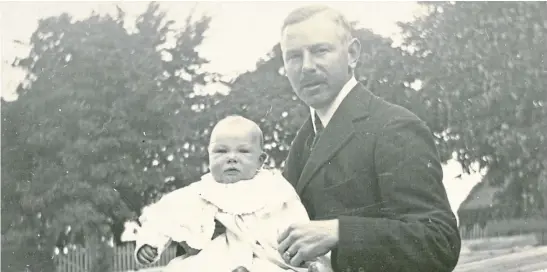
[[301, 51, 316, 73]]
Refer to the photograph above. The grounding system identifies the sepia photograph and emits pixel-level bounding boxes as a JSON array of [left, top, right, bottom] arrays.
[[1, 1, 546, 272]]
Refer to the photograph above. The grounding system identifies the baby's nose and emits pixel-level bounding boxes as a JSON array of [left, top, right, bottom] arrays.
[[227, 156, 238, 163]]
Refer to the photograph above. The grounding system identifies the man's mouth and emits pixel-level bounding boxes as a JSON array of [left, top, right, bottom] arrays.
[[301, 82, 324, 89]]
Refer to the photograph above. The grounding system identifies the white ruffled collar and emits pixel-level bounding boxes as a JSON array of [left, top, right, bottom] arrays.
[[197, 169, 295, 215]]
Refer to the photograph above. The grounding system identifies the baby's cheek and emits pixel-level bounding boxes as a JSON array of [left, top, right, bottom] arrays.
[[209, 161, 222, 174], [242, 167, 259, 180], [209, 167, 225, 183]]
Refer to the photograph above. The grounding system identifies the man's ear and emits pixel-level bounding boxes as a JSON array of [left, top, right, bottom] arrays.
[[348, 37, 361, 69], [259, 152, 268, 165]]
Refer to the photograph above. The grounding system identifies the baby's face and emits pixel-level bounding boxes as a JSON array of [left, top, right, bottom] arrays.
[[208, 127, 265, 184]]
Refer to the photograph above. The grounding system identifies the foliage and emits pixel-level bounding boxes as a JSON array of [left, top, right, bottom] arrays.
[[399, 1, 547, 216], [352, 28, 423, 123], [1, 3, 213, 271]]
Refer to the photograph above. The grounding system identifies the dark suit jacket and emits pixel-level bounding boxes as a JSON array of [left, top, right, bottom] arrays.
[[282, 83, 461, 272]]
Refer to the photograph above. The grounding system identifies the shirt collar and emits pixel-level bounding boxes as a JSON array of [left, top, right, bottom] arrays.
[[310, 76, 358, 133]]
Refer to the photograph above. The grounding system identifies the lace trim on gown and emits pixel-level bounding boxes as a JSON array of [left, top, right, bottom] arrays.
[[197, 169, 297, 215]]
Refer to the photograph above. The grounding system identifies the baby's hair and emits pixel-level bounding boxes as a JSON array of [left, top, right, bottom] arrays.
[[213, 115, 264, 148]]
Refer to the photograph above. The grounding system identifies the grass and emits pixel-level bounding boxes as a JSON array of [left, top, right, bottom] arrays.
[[462, 234, 539, 251], [455, 246, 547, 272], [456, 234, 546, 272]]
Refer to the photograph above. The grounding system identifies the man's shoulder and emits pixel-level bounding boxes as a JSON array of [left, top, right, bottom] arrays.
[[366, 94, 425, 129]]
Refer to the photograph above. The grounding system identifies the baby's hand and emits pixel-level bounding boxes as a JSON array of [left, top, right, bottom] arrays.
[[232, 266, 249, 272], [305, 261, 331, 272], [136, 244, 158, 265], [307, 262, 319, 272], [180, 241, 200, 256]]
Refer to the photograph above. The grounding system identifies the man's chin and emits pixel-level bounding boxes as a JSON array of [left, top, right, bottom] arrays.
[[299, 91, 335, 110], [307, 98, 333, 111]]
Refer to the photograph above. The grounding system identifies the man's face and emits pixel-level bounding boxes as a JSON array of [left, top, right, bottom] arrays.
[[208, 128, 265, 184], [281, 13, 357, 110]]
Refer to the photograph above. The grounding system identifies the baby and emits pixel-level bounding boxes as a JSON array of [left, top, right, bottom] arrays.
[[134, 115, 331, 272]]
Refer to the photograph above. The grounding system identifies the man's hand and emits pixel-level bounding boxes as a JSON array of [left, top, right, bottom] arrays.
[[136, 245, 158, 265], [277, 220, 339, 267]]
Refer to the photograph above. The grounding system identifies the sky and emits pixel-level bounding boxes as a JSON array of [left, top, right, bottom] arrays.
[[1, 1, 484, 237], [1, 1, 426, 100]]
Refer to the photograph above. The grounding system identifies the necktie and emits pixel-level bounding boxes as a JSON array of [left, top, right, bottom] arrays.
[[311, 114, 324, 149]]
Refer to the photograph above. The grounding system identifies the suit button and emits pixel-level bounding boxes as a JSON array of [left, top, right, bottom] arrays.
[[358, 267, 365, 272]]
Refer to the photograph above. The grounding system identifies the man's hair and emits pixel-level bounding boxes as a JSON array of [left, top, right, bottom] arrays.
[[281, 5, 353, 42], [211, 115, 264, 148]]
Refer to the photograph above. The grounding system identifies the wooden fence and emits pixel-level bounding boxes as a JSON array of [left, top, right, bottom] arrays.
[[459, 218, 547, 241], [460, 224, 489, 240], [55, 244, 176, 272]]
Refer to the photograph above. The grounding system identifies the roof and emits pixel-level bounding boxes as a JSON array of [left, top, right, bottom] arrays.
[[459, 182, 499, 210], [458, 170, 505, 212]]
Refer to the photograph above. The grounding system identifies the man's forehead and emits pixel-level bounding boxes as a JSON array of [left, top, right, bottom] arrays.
[[281, 11, 346, 48]]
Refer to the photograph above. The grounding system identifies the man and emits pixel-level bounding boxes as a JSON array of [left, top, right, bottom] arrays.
[[277, 5, 461, 272]]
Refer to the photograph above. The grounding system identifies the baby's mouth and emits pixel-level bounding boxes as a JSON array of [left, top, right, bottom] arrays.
[[224, 167, 239, 174]]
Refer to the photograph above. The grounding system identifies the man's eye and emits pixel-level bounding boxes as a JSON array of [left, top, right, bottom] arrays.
[[287, 53, 301, 60], [315, 47, 329, 54]]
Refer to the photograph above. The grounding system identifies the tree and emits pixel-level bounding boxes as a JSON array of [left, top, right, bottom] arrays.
[[399, 2, 547, 217], [1, 3, 213, 271]]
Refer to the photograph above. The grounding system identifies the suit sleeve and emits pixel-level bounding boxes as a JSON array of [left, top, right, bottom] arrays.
[[335, 117, 461, 272]]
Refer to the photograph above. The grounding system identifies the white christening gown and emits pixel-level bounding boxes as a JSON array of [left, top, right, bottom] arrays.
[[134, 169, 332, 272]]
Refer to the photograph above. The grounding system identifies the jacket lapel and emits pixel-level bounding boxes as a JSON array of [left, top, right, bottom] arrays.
[[283, 117, 314, 187], [295, 84, 373, 194]]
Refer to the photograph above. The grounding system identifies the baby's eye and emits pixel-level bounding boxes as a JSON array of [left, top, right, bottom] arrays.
[[214, 149, 227, 153], [239, 149, 250, 153]]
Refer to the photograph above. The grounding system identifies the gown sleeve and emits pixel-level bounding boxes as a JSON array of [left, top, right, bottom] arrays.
[[267, 171, 311, 235], [134, 203, 173, 265], [133, 182, 217, 264], [270, 174, 332, 271]]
